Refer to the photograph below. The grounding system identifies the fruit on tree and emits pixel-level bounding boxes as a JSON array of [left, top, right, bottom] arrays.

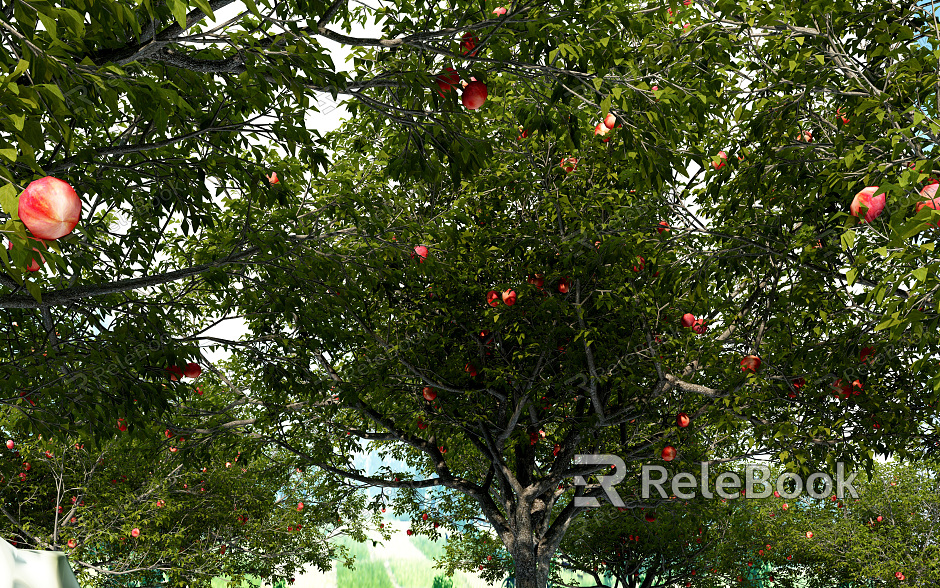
[[422, 387, 437, 401], [266, 172, 279, 184], [676, 413, 690, 428], [557, 277, 571, 293], [604, 113, 616, 129], [502, 289, 517, 306], [492, 6, 507, 15], [465, 363, 478, 377], [740, 355, 761, 373], [681, 313, 696, 328], [657, 221, 670, 233], [435, 68, 460, 97], [527, 274, 544, 288], [167, 366, 183, 381], [486, 290, 501, 307], [661, 446, 677, 461], [850, 186, 887, 223], [712, 151, 728, 170], [692, 319, 707, 334], [594, 122, 611, 137], [460, 32, 478, 55], [645, 513, 656, 522], [462, 80, 487, 109], [5, 440, 12, 449], [412, 245, 429, 262], [7, 240, 46, 272], [859, 346, 875, 363], [18, 176, 82, 240], [559, 158, 578, 173], [184, 362, 202, 378]]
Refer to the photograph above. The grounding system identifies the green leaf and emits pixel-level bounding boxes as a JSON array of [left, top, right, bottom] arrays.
[[845, 268, 857, 286], [166, 0, 188, 29], [191, 0, 215, 20], [24, 279, 41, 303], [0, 183, 17, 217]]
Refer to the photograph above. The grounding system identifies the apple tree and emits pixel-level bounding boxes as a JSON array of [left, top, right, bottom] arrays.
[[196, 3, 940, 588]]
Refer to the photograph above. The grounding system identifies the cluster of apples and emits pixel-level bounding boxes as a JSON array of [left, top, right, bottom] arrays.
[[434, 67, 488, 110], [486, 289, 517, 306], [680, 313, 707, 334], [167, 362, 203, 381], [9, 176, 82, 272], [850, 179, 939, 225], [594, 113, 617, 142]]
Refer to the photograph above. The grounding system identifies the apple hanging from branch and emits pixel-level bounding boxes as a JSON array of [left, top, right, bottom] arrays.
[[850, 186, 887, 223], [18, 176, 82, 240]]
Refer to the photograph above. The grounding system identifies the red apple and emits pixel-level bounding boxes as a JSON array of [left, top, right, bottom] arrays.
[[5, 440, 12, 450], [645, 513, 656, 522], [877, 515, 883, 522], [782, 503, 789, 510], [465, 363, 478, 377], [412, 245, 429, 262], [796, 130, 813, 142], [297, 502, 304, 511], [422, 387, 437, 402], [460, 32, 478, 55], [266, 172, 279, 184], [184, 362, 202, 378], [661, 445, 677, 461], [676, 413, 690, 428], [712, 151, 728, 170], [462, 80, 487, 109], [805, 531, 813, 538], [117, 418, 127, 432], [632, 256, 646, 272], [681, 313, 696, 328], [557, 277, 570, 293], [559, 158, 578, 173], [594, 122, 611, 137], [774, 491, 780, 498], [850, 186, 887, 223], [492, 6, 507, 15], [527, 274, 544, 288], [18, 177, 82, 240], [553, 443, 561, 457], [859, 346, 875, 363], [435, 68, 460, 97], [7, 240, 46, 272], [486, 290, 501, 307], [422, 513, 429, 521], [692, 319, 707, 334], [740, 355, 761, 373], [131, 528, 140, 538], [407, 528, 413, 535], [651, 85, 659, 92], [502, 289, 517, 306], [831, 378, 862, 400], [604, 113, 616, 129], [657, 221, 670, 233]]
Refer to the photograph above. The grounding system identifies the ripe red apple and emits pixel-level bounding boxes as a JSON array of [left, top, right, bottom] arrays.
[[740, 355, 761, 373], [559, 158, 578, 173], [297, 502, 304, 511], [18, 176, 82, 240], [502, 289, 517, 305], [422, 513, 429, 521], [796, 130, 813, 142], [492, 6, 507, 15], [877, 515, 883, 522], [167, 365, 183, 381], [5, 440, 12, 450], [131, 528, 140, 538], [594, 122, 611, 137], [651, 85, 659, 92], [435, 67, 461, 97], [850, 186, 887, 223], [465, 363, 478, 377], [557, 277, 570, 293], [67, 539, 76, 548], [460, 32, 478, 55], [604, 113, 616, 129], [676, 413, 690, 428], [831, 378, 862, 400], [407, 528, 414, 535], [184, 362, 202, 378], [266, 172, 279, 184], [462, 80, 487, 109], [7, 240, 46, 272], [692, 319, 707, 334], [486, 290, 501, 307], [681, 313, 695, 328], [661, 445, 677, 461], [117, 418, 127, 432], [632, 256, 646, 272], [773, 491, 780, 498], [859, 346, 875, 363], [657, 221, 670, 233], [527, 274, 544, 288], [921, 180, 939, 200], [712, 151, 728, 170], [805, 531, 813, 538], [837, 107, 850, 125], [422, 387, 437, 401], [412, 245, 429, 262], [781, 503, 789, 510], [645, 513, 656, 522]]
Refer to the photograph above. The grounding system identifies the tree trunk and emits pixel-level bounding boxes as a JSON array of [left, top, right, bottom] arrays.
[[510, 540, 552, 588]]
